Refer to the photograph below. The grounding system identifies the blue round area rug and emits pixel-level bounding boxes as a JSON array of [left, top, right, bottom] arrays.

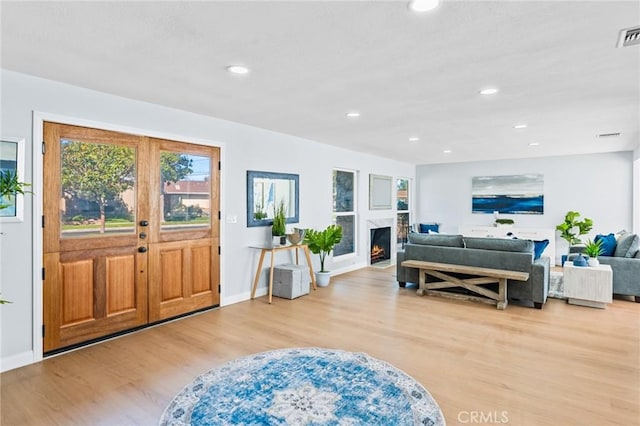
[[160, 347, 445, 425]]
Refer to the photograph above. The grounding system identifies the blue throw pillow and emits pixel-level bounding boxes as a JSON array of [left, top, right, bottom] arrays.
[[419, 223, 440, 233], [595, 233, 616, 257], [533, 239, 549, 260]]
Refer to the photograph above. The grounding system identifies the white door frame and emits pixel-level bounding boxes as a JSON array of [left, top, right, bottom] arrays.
[[32, 111, 225, 362]]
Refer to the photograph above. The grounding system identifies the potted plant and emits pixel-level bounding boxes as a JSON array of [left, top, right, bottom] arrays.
[[303, 224, 343, 287], [1, 169, 31, 304], [556, 211, 593, 246], [494, 218, 514, 227], [583, 238, 604, 267], [271, 200, 287, 245]]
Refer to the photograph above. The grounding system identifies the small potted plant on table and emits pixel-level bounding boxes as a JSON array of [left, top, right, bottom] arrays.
[[271, 200, 287, 245], [583, 239, 604, 267], [303, 224, 342, 287]]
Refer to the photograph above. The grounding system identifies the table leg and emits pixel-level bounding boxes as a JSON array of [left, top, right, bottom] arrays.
[[497, 278, 508, 310], [268, 250, 276, 304], [295, 248, 299, 265], [417, 268, 426, 296], [251, 249, 267, 299], [303, 246, 317, 290]]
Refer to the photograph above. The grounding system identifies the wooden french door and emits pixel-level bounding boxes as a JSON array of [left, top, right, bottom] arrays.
[[43, 122, 219, 353]]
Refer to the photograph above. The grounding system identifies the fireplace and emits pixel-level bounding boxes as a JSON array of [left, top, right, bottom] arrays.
[[370, 227, 391, 265]]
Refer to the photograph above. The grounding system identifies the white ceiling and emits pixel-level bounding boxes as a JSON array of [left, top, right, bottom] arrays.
[[1, 1, 639, 165]]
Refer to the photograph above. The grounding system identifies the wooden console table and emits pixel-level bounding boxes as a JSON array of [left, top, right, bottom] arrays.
[[401, 260, 529, 310], [250, 244, 317, 304]]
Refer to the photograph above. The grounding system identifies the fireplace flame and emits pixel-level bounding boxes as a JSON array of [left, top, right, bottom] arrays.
[[371, 244, 385, 260]]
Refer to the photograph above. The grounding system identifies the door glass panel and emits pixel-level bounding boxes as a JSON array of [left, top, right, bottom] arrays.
[[160, 152, 211, 230], [60, 139, 136, 237]]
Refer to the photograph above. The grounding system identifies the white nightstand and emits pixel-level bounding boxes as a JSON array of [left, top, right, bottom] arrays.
[[563, 261, 613, 308]]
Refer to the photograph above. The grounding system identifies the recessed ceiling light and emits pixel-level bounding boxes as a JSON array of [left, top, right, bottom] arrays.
[[443, 149, 452, 154], [529, 142, 540, 146], [226, 65, 250, 75], [409, 137, 420, 142], [408, 0, 440, 13], [479, 88, 499, 95], [513, 124, 528, 129], [346, 111, 361, 118]]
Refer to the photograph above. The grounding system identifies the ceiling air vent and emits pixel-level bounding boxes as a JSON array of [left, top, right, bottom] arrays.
[[597, 132, 621, 138], [616, 26, 640, 48]]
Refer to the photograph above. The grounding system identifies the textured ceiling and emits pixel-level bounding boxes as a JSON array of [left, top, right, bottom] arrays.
[[1, 1, 639, 165]]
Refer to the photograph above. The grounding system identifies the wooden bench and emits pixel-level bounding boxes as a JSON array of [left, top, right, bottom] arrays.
[[400, 260, 530, 310]]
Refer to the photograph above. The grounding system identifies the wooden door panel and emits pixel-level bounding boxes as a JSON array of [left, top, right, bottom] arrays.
[[60, 260, 94, 326], [191, 245, 212, 294], [160, 249, 184, 301], [44, 248, 147, 351], [106, 255, 136, 315], [149, 238, 218, 322]]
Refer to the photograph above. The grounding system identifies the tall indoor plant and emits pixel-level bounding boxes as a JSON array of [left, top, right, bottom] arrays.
[[556, 211, 593, 246], [303, 224, 342, 287]]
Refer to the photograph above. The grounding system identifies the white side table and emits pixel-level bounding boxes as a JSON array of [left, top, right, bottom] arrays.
[[563, 261, 613, 308]]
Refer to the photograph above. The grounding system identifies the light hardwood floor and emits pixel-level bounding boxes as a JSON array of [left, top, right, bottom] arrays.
[[2, 266, 639, 425]]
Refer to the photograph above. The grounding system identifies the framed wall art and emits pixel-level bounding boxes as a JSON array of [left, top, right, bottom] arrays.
[[472, 174, 544, 215], [369, 174, 392, 210]]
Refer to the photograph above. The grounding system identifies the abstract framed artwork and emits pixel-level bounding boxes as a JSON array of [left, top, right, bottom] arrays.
[[0, 137, 26, 222], [472, 174, 544, 215]]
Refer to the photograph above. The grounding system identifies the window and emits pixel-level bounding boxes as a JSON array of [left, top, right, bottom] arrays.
[[333, 169, 356, 257], [397, 178, 410, 248]]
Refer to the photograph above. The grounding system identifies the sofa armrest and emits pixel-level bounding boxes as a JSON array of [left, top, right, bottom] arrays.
[[597, 256, 640, 297], [530, 256, 550, 304]]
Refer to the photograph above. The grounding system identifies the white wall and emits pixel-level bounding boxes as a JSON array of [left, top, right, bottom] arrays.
[[416, 152, 634, 259], [0, 70, 415, 369], [634, 147, 640, 233]]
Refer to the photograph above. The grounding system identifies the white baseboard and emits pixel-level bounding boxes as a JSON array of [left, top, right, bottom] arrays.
[[221, 263, 366, 306], [221, 287, 268, 307], [332, 261, 367, 276], [1, 350, 35, 372]]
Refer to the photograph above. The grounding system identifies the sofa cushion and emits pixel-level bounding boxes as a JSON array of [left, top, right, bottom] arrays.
[[418, 223, 440, 233], [595, 233, 617, 256], [533, 240, 549, 260], [614, 232, 640, 258], [408, 233, 464, 247], [464, 237, 534, 254]]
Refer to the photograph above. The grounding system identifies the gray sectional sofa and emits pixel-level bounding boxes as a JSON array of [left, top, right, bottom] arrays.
[[397, 233, 550, 309], [569, 232, 640, 302]]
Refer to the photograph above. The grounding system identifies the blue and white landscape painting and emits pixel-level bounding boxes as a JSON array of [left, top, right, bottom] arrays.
[[472, 174, 544, 215]]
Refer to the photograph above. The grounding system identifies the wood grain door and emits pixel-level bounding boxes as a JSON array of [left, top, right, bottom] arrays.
[[43, 123, 220, 353], [147, 138, 220, 322]]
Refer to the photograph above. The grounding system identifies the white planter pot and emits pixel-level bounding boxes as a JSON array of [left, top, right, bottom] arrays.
[[588, 257, 600, 267], [315, 271, 331, 287]]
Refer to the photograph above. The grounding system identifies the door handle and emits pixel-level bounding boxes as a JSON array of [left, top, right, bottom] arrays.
[[139, 220, 149, 227], [138, 247, 148, 253]]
